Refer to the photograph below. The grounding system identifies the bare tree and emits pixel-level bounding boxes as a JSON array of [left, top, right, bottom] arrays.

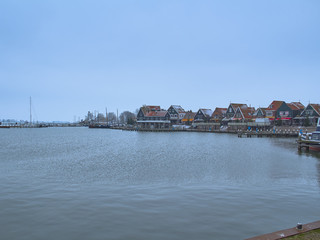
[[85, 111, 94, 121], [120, 111, 136, 124], [107, 112, 117, 124], [97, 113, 106, 122]]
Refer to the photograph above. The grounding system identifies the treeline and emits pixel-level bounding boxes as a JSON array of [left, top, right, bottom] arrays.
[[83, 110, 137, 125]]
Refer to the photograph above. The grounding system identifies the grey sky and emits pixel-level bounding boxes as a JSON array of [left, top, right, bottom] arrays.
[[1, 0, 319, 121]]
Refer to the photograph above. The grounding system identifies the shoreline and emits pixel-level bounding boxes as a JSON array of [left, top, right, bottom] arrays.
[[114, 126, 311, 138]]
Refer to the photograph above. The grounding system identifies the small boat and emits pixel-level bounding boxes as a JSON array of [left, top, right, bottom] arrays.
[[298, 118, 320, 151]]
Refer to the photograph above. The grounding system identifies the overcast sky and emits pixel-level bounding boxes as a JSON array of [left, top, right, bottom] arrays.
[[1, 0, 319, 122]]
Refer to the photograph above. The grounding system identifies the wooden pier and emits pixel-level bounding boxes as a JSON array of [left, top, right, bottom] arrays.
[[297, 138, 320, 151], [246, 220, 320, 240]]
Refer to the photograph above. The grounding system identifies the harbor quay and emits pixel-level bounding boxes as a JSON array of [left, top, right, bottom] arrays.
[[84, 102, 319, 130], [115, 125, 317, 138], [86, 102, 319, 134], [246, 220, 320, 240], [85, 101, 320, 141]]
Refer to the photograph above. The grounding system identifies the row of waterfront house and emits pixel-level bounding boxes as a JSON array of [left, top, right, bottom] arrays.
[[136, 101, 320, 130]]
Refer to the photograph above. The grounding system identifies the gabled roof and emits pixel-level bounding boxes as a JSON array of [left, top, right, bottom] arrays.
[[211, 107, 227, 116], [145, 105, 160, 111], [290, 102, 305, 110], [254, 107, 267, 116], [287, 103, 302, 111], [311, 104, 320, 115], [140, 105, 161, 114], [146, 110, 168, 117], [230, 103, 248, 111], [266, 101, 285, 111], [182, 111, 196, 122], [170, 105, 185, 113], [199, 109, 213, 117], [235, 107, 255, 119], [302, 104, 320, 116], [211, 108, 227, 121]]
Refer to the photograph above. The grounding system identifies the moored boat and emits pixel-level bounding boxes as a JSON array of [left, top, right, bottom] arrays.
[[298, 118, 320, 151]]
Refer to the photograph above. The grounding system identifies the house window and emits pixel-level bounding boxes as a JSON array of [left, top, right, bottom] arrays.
[[306, 110, 313, 116]]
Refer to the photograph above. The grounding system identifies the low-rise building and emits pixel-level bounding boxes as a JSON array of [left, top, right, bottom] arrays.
[[136, 105, 170, 129], [211, 107, 227, 122], [299, 103, 320, 126], [287, 102, 305, 117], [265, 101, 305, 125], [225, 103, 248, 119], [287, 102, 305, 125], [254, 107, 267, 118], [181, 111, 196, 125], [232, 106, 255, 122], [194, 109, 213, 123], [167, 105, 186, 124], [265, 100, 293, 125]]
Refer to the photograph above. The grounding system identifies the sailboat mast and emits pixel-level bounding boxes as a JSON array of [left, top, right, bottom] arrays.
[[106, 107, 108, 124], [117, 108, 119, 126], [30, 96, 32, 125]]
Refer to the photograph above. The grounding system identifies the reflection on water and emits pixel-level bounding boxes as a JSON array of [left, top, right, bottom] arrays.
[[298, 149, 320, 159], [268, 138, 296, 149], [0, 128, 319, 240]]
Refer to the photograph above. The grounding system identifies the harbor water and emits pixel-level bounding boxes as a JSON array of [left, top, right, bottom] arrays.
[[0, 127, 319, 240]]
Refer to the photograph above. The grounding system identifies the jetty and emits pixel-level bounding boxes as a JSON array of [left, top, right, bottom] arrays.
[[246, 220, 320, 240], [297, 136, 320, 151], [297, 118, 320, 151]]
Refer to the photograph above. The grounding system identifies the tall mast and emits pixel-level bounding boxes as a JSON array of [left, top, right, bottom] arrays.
[[117, 108, 119, 126], [30, 96, 32, 125], [106, 107, 108, 124]]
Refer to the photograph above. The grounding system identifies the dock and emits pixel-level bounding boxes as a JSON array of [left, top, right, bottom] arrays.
[[114, 127, 300, 138], [297, 138, 320, 151], [246, 220, 320, 240]]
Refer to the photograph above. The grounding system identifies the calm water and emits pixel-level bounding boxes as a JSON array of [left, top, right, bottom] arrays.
[[0, 128, 319, 240]]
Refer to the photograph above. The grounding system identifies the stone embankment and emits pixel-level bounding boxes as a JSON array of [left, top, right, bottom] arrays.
[[117, 126, 316, 138]]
